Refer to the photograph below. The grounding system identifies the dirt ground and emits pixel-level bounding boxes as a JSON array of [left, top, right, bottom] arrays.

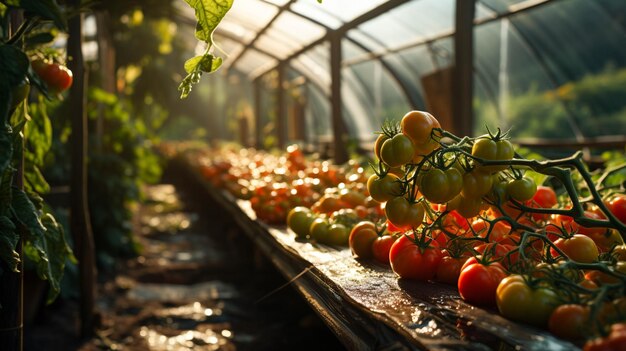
[[24, 179, 344, 350]]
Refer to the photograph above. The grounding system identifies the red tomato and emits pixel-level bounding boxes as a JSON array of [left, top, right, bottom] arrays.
[[583, 322, 626, 351], [606, 195, 626, 224], [548, 304, 590, 340], [435, 254, 464, 285], [529, 186, 557, 221], [372, 235, 396, 265], [458, 257, 507, 305], [470, 218, 512, 243], [389, 234, 442, 281], [32, 59, 73, 93]]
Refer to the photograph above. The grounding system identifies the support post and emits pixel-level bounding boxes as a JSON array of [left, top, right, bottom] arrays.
[[452, 0, 475, 136], [330, 33, 349, 164], [67, 6, 97, 338], [253, 78, 263, 149], [276, 64, 286, 149]]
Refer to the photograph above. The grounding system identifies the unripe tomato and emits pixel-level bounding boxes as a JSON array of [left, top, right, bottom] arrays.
[[380, 134, 415, 167], [287, 207, 315, 239], [327, 223, 350, 246], [32, 59, 73, 93], [367, 173, 403, 203], [461, 170, 493, 199], [420, 167, 463, 204], [374, 134, 389, 160], [471, 138, 514, 173], [384, 197, 425, 230], [310, 218, 330, 243], [496, 275, 559, 327], [506, 177, 537, 202]]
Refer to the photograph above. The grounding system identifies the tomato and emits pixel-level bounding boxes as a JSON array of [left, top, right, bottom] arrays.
[[496, 275, 559, 327], [349, 221, 378, 259], [384, 197, 425, 230], [606, 194, 626, 224], [32, 59, 73, 93], [389, 234, 442, 281], [310, 218, 330, 243], [583, 322, 626, 351], [585, 261, 626, 285], [613, 244, 626, 261], [374, 134, 389, 160], [313, 194, 345, 214], [461, 170, 493, 199], [551, 234, 599, 263], [435, 254, 464, 285], [548, 304, 590, 340], [458, 258, 507, 305], [380, 134, 415, 167], [529, 186, 557, 221], [420, 167, 463, 204], [456, 195, 485, 219], [400, 110, 441, 158], [470, 218, 512, 243], [474, 242, 519, 269], [506, 177, 537, 202], [367, 173, 403, 203], [339, 188, 366, 208], [372, 235, 396, 265], [287, 207, 315, 239], [327, 223, 350, 246], [10, 77, 30, 109], [471, 137, 514, 173]]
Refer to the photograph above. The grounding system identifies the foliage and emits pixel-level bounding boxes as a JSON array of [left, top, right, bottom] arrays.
[[178, 0, 233, 98], [0, 0, 74, 301], [478, 67, 626, 141]]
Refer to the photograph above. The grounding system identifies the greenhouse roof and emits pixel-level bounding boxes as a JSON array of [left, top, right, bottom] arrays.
[[175, 0, 626, 151]]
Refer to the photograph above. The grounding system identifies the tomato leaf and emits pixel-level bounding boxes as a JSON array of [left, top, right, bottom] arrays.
[[0, 126, 11, 177], [0, 168, 13, 217], [40, 213, 75, 303], [0, 215, 19, 273], [183, 0, 233, 43], [24, 32, 55, 48], [179, 0, 232, 99]]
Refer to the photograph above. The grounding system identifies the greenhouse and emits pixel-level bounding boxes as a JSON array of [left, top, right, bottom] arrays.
[[1, 0, 625, 350]]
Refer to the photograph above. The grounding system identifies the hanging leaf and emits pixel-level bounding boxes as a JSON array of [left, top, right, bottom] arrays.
[[0, 168, 13, 217], [0, 126, 11, 177], [0, 44, 29, 126], [40, 213, 74, 303], [0, 216, 19, 272], [24, 32, 55, 48], [183, 0, 233, 43], [179, 0, 232, 99]]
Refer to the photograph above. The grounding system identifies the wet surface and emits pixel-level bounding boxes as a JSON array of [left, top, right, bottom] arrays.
[[25, 180, 344, 351]]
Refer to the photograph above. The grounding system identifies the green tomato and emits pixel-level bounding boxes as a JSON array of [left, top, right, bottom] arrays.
[[310, 218, 330, 243], [496, 275, 559, 327], [367, 173, 403, 203], [506, 177, 537, 202], [472, 138, 514, 173], [461, 170, 493, 199], [420, 167, 463, 204], [287, 207, 314, 239], [327, 223, 350, 246], [384, 196, 425, 230], [380, 134, 415, 168]]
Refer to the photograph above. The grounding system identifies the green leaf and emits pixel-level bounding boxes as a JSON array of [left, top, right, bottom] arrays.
[[1, 0, 66, 30], [0, 125, 11, 176], [0, 44, 28, 125], [0, 168, 13, 217], [184, 54, 222, 74], [0, 216, 19, 272], [183, 0, 233, 43], [40, 213, 74, 303]]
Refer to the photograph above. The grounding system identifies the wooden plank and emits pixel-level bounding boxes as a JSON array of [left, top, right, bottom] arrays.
[[176, 159, 580, 351]]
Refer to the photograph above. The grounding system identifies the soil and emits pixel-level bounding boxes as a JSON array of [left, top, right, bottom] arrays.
[[24, 176, 344, 350]]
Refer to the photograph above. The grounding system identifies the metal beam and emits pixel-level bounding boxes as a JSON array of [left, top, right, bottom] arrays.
[[330, 33, 349, 164], [452, 0, 475, 136], [342, 0, 558, 67], [224, 0, 297, 72], [251, 0, 410, 81]]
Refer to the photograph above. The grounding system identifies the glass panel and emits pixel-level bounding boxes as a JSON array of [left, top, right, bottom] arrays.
[[272, 11, 326, 44], [234, 50, 277, 75], [479, 0, 531, 14], [312, 0, 388, 22], [223, 0, 278, 32], [305, 84, 332, 144], [291, 1, 343, 29], [212, 35, 244, 57], [356, 0, 455, 49], [255, 33, 299, 59], [216, 21, 256, 44]]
